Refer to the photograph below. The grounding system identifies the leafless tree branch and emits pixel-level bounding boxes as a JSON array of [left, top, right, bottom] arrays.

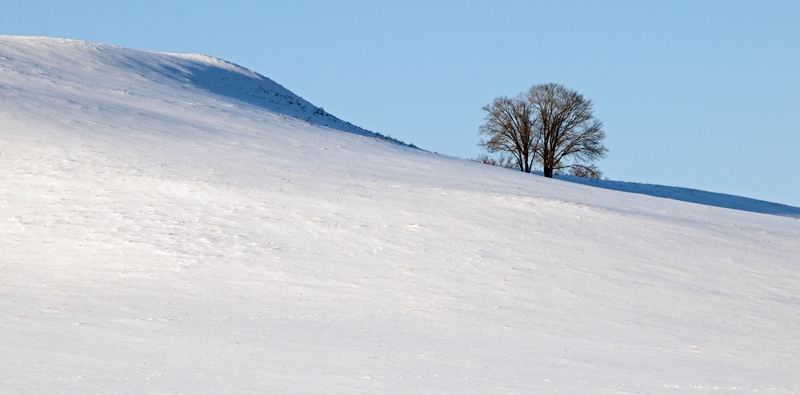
[[478, 83, 607, 178]]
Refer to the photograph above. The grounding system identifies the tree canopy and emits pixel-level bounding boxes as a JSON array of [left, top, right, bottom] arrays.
[[479, 83, 607, 178]]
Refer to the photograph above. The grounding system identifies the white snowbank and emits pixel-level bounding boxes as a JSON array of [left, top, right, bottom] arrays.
[[1, 36, 798, 394]]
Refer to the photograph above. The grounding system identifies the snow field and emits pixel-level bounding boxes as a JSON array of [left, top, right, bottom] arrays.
[[1, 36, 799, 394]]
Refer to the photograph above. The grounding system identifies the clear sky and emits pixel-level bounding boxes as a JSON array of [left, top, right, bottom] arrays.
[[2, 1, 799, 206]]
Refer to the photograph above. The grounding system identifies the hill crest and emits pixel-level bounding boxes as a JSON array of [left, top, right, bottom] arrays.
[[0, 35, 411, 144]]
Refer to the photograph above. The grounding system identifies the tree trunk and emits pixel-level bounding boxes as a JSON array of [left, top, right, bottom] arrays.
[[543, 167, 553, 178]]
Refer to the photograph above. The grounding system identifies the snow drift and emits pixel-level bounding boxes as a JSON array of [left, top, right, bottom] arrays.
[[1, 36, 799, 394]]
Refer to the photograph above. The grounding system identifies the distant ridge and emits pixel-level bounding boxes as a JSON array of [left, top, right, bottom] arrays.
[[161, 53, 415, 147], [0, 35, 412, 146], [546, 173, 800, 218]]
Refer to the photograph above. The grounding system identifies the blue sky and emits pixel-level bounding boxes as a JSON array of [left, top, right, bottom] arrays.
[[2, 1, 799, 206]]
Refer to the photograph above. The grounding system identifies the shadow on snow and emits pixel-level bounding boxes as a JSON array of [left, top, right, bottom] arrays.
[[541, 172, 800, 218]]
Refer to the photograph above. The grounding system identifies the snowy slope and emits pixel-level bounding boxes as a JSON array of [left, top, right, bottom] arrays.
[[1, 36, 799, 394], [0, 36, 392, 141], [549, 173, 800, 219]]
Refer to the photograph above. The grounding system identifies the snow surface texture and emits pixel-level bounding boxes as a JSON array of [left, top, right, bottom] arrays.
[[1, 36, 799, 394]]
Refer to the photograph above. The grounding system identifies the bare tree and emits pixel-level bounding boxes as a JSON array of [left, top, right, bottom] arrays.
[[568, 164, 603, 179], [474, 153, 516, 168], [478, 94, 537, 173], [528, 83, 607, 178], [478, 83, 607, 178]]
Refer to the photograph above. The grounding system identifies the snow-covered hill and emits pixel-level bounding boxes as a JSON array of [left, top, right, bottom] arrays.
[[549, 173, 800, 219], [1, 36, 799, 394], [0, 36, 403, 142]]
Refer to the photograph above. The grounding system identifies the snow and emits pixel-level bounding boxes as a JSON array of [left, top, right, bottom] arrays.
[[1, 35, 799, 394], [549, 173, 800, 219]]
